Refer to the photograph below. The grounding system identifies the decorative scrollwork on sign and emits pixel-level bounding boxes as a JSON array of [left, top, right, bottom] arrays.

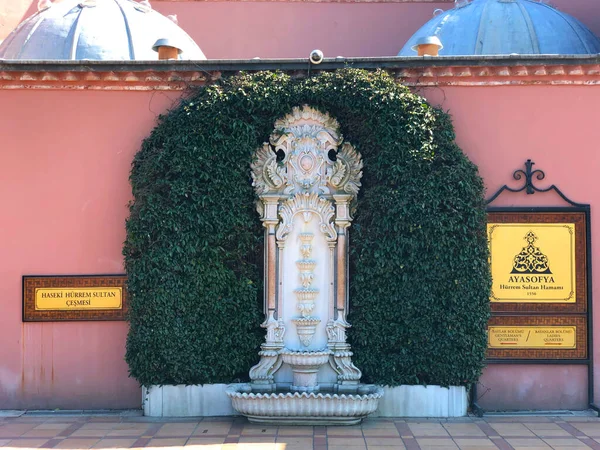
[[276, 192, 337, 242], [486, 159, 585, 207]]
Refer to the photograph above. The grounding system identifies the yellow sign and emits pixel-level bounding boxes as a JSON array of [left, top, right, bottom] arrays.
[[35, 287, 122, 310], [488, 326, 576, 349], [488, 223, 576, 303]]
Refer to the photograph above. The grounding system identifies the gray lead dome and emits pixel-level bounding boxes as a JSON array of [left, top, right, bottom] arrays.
[[0, 0, 206, 60], [399, 0, 600, 56]]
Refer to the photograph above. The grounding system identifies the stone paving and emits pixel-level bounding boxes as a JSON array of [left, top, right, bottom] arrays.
[[1, 414, 600, 450]]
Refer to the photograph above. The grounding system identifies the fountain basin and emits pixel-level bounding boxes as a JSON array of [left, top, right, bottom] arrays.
[[280, 349, 331, 391], [226, 384, 384, 425], [290, 319, 321, 347], [280, 349, 331, 368]]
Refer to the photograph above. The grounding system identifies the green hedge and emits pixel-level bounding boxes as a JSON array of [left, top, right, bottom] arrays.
[[124, 69, 491, 387]]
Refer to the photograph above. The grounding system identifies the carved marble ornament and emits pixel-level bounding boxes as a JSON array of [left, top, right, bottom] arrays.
[[251, 106, 363, 201], [233, 106, 380, 424]]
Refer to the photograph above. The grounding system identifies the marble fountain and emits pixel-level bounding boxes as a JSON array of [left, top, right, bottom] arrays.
[[226, 106, 383, 425]]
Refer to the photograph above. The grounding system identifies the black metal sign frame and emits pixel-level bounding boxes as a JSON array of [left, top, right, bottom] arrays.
[[472, 160, 594, 416]]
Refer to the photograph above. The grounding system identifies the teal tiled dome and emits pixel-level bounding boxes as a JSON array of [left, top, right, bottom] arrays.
[[0, 0, 205, 60], [399, 0, 600, 56]]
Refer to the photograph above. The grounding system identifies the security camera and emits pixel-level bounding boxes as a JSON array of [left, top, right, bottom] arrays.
[[309, 49, 324, 65]]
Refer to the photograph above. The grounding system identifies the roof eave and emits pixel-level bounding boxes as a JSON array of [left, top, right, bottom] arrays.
[[0, 55, 599, 89], [1, 54, 600, 72]]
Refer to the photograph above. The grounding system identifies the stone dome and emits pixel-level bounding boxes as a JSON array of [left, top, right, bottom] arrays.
[[0, 0, 205, 60], [398, 0, 600, 56]]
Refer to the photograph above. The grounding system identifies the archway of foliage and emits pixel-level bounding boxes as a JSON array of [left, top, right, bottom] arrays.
[[124, 69, 491, 387]]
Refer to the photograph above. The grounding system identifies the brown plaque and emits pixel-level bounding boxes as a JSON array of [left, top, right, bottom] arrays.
[[23, 275, 128, 322], [486, 315, 587, 360], [487, 212, 587, 314]]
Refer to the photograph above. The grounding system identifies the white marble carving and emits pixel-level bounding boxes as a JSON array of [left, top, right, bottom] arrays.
[[248, 312, 285, 389], [276, 192, 337, 242], [293, 232, 319, 346], [328, 143, 363, 196], [327, 316, 362, 386], [227, 385, 383, 425], [280, 349, 331, 392], [228, 105, 380, 424]]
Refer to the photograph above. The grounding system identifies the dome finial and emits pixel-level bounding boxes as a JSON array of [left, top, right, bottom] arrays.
[[152, 38, 182, 60], [411, 36, 443, 56]]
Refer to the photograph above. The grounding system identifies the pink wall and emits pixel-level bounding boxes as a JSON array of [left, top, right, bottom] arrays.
[[0, 90, 180, 409], [1, 81, 599, 410], [1, 0, 599, 58], [422, 84, 600, 409], [153, 0, 600, 59], [477, 365, 588, 411], [0, 0, 32, 42], [0, 0, 598, 416], [153, 1, 450, 59]]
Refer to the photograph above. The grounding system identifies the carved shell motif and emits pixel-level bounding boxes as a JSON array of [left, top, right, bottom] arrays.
[[328, 142, 363, 196], [251, 143, 287, 195], [276, 192, 337, 242], [251, 106, 363, 200], [273, 106, 341, 140]]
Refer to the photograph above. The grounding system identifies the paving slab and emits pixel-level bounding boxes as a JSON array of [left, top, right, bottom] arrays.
[[0, 413, 599, 449]]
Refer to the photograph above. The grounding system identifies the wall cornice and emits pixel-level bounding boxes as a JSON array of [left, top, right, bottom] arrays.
[[0, 56, 599, 90]]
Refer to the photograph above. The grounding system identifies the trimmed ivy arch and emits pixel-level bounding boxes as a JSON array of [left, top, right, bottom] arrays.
[[124, 69, 491, 387]]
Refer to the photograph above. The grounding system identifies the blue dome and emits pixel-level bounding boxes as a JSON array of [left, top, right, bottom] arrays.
[[0, 0, 205, 60], [399, 0, 600, 56]]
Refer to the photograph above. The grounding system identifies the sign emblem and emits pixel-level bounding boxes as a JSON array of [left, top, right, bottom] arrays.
[[512, 231, 551, 274]]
